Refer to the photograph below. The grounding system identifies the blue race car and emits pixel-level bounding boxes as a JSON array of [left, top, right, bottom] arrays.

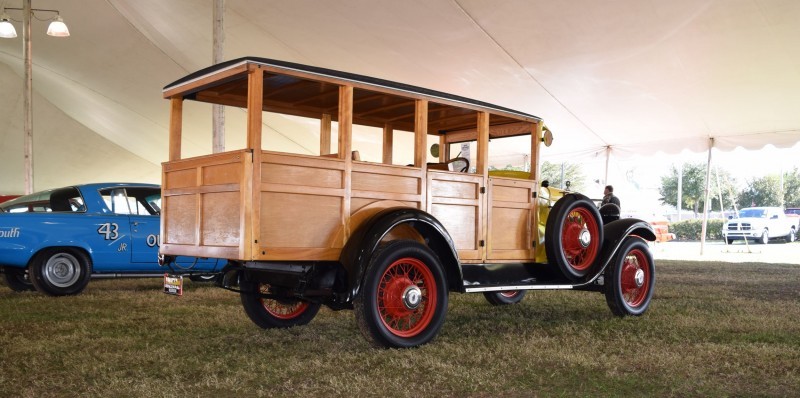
[[0, 183, 222, 296]]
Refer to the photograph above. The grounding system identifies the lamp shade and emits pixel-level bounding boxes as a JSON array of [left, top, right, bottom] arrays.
[[0, 15, 16, 38], [46, 15, 69, 37]]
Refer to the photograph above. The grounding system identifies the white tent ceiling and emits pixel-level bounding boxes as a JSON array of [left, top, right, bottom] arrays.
[[1, 0, 799, 193]]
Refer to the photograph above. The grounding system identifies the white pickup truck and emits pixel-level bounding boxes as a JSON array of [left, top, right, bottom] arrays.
[[722, 207, 797, 244]]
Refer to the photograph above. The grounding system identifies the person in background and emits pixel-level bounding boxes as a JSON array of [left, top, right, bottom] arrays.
[[601, 185, 620, 209]]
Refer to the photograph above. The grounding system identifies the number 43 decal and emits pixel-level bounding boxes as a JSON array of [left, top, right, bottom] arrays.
[[98, 222, 119, 240]]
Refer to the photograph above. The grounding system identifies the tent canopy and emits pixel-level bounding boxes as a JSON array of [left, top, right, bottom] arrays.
[[1, 0, 798, 193]]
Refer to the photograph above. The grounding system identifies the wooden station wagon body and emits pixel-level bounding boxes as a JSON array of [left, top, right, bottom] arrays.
[[159, 57, 656, 348]]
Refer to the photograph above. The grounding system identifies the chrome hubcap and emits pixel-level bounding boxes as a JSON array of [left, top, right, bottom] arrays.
[[402, 285, 422, 310], [579, 229, 592, 248], [634, 269, 645, 288]]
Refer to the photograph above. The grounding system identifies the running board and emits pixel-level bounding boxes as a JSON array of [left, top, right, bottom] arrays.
[[464, 284, 575, 293]]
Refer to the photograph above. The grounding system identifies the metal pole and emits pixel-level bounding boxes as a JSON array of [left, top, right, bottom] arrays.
[[23, 0, 33, 194], [676, 162, 682, 221], [604, 146, 611, 186], [700, 139, 713, 255], [212, 0, 225, 153]]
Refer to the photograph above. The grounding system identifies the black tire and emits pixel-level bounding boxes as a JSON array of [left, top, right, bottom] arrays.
[[545, 195, 604, 281], [726, 238, 734, 245], [29, 248, 92, 296], [604, 237, 655, 317], [483, 290, 526, 305], [240, 279, 321, 329], [786, 228, 796, 243], [354, 240, 448, 348], [3, 268, 35, 292], [189, 274, 219, 283], [760, 229, 769, 245]]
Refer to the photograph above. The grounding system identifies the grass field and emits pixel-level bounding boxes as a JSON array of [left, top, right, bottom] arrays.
[[1, 260, 799, 397]]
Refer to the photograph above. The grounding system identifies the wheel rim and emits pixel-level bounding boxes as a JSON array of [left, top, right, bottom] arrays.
[[258, 284, 309, 320], [377, 257, 437, 338], [43, 253, 81, 288], [561, 206, 601, 271], [620, 249, 650, 308], [499, 291, 520, 298]]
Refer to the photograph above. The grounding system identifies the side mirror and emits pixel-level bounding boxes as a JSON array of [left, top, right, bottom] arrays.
[[728, 215, 733, 220], [771, 214, 778, 219]]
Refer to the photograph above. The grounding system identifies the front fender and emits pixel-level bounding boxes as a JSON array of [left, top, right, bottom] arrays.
[[338, 207, 461, 303], [591, 218, 656, 282]]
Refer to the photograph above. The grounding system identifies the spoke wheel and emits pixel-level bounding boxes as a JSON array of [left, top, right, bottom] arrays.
[[483, 290, 526, 306], [3, 268, 35, 292], [545, 195, 604, 281], [605, 237, 655, 316], [30, 248, 91, 296], [355, 240, 448, 348], [240, 280, 321, 329]]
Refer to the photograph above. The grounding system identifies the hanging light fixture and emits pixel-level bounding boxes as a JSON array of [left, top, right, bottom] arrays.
[[0, 10, 17, 38], [46, 14, 69, 37]]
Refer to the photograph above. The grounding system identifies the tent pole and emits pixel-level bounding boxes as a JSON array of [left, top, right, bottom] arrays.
[[604, 146, 611, 186], [700, 138, 714, 255], [212, 0, 226, 153], [676, 162, 682, 221]]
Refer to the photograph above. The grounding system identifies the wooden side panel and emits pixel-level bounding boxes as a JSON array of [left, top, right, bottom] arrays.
[[161, 150, 250, 260], [487, 177, 536, 261], [427, 171, 483, 260], [256, 152, 346, 261]]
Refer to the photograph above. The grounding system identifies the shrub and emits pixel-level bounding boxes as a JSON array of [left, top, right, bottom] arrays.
[[669, 219, 725, 240]]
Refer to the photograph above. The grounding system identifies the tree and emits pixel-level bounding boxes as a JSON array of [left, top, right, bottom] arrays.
[[659, 163, 737, 216], [782, 167, 800, 207], [737, 176, 782, 207], [539, 161, 586, 192]]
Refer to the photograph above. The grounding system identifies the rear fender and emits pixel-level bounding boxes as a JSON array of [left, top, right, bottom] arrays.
[[338, 208, 461, 303]]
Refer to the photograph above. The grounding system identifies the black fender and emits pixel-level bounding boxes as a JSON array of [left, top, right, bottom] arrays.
[[593, 218, 656, 280], [338, 207, 462, 303]]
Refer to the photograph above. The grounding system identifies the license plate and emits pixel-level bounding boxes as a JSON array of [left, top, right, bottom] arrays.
[[163, 274, 183, 296]]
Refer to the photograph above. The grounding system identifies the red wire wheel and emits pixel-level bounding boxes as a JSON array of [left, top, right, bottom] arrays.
[[355, 240, 448, 348], [259, 284, 311, 320], [620, 249, 651, 308], [240, 280, 321, 328], [545, 196, 604, 281], [376, 257, 437, 338], [605, 237, 655, 317], [483, 290, 527, 305]]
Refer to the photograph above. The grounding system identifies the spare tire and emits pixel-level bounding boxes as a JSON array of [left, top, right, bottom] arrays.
[[545, 195, 604, 281]]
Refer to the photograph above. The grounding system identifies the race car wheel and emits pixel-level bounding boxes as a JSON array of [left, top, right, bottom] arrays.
[[29, 248, 92, 296], [483, 290, 526, 306], [3, 268, 35, 292], [240, 281, 321, 328], [604, 237, 655, 317], [760, 229, 769, 245], [545, 195, 604, 281], [355, 240, 448, 348]]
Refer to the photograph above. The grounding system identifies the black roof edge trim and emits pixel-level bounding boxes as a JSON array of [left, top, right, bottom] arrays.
[[163, 56, 540, 122]]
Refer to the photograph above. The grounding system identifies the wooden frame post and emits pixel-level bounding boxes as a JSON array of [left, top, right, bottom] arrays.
[[383, 124, 393, 164], [414, 100, 428, 167], [531, 122, 542, 181], [320, 113, 332, 155], [169, 97, 183, 161], [476, 112, 490, 176]]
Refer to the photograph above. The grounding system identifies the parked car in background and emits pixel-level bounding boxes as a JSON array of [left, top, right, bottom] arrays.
[[785, 208, 800, 230], [0, 195, 20, 204], [0, 183, 223, 295], [722, 207, 796, 244]]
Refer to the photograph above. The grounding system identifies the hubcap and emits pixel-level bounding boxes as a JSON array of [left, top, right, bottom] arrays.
[[634, 269, 645, 288], [403, 285, 422, 310], [579, 229, 592, 248]]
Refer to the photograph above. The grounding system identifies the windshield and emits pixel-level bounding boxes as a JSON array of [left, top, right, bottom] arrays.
[[739, 208, 766, 218]]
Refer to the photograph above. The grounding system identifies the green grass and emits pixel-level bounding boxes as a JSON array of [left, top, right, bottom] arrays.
[[1, 261, 799, 397]]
